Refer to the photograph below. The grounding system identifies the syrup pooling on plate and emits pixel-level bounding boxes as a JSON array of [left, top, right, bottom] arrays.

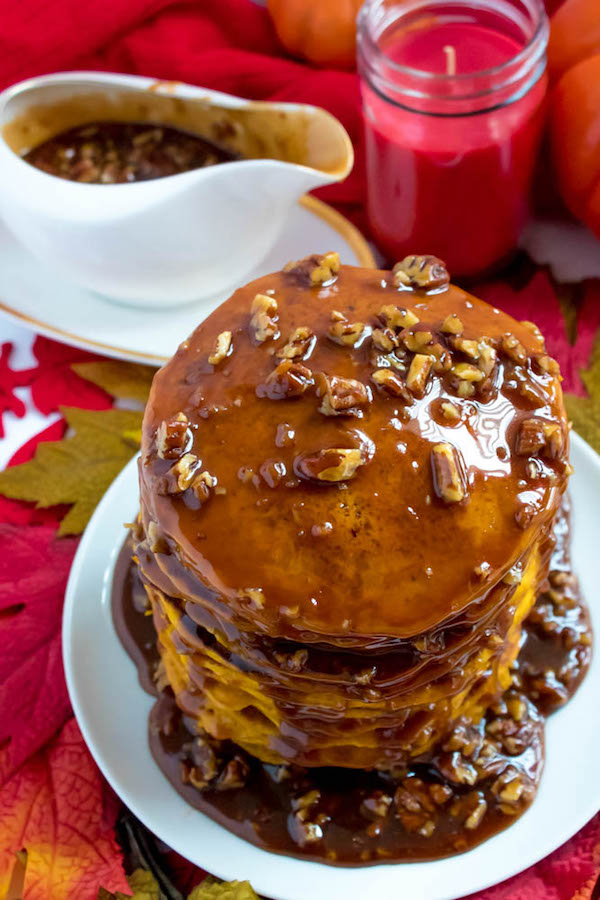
[[23, 121, 238, 183], [112, 498, 591, 864], [120, 254, 588, 860]]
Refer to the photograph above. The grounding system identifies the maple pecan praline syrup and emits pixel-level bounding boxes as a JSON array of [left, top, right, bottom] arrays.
[[114, 253, 592, 864]]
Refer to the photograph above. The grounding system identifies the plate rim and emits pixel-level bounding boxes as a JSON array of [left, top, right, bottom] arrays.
[[0, 195, 375, 366], [62, 432, 600, 900]]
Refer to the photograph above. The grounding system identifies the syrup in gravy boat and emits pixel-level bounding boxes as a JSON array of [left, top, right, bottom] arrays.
[[0, 72, 353, 307]]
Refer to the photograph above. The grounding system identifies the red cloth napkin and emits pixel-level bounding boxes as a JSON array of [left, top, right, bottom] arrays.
[[0, 2, 598, 899]]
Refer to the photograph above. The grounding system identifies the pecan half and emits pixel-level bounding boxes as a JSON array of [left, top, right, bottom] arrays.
[[283, 251, 340, 286], [328, 312, 370, 347], [277, 326, 315, 360], [250, 293, 278, 342], [371, 368, 412, 402], [431, 443, 467, 503], [294, 448, 365, 483], [516, 418, 564, 458], [256, 360, 314, 400], [156, 412, 190, 459], [208, 330, 232, 365], [406, 353, 433, 396], [392, 255, 449, 291], [515, 418, 546, 456], [317, 374, 371, 416]]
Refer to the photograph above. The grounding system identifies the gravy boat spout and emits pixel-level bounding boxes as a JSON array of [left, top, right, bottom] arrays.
[[0, 72, 354, 307]]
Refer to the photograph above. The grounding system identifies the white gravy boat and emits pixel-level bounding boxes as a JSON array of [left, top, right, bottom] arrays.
[[0, 72, 353, 307]]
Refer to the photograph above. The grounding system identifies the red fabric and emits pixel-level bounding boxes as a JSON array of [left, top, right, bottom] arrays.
[[0, 0, 597, 898]]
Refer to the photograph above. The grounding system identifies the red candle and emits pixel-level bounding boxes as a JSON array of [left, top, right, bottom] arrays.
[[358, 0, 550, 278]]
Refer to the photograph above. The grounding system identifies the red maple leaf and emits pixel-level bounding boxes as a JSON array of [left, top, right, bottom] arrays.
[[0, 421, 68, 528], [28, 337, 112, 415], [0, 718, 128, 900], [0, 343, 30, 439], [0, 524, 77, 787]]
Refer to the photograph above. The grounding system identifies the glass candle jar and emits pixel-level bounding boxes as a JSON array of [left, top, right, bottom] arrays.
[[357, 0, 549, 278]]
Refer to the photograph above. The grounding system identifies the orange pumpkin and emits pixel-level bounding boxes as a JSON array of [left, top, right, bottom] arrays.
[[547, 0, 600, 81], [549, 0, 600, 236], [267, 0, 364, 69]]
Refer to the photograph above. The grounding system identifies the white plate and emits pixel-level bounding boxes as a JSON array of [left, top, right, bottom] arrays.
[[63, 433, 600, 900], [0, 195, 374, 366]]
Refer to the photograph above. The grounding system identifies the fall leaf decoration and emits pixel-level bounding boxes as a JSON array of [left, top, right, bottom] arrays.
[[0, 342, 29, 438], [99, 872, 260, 900], [0, 525, 77, 787], [72, 359, 157, 405], [27, 336, 113, 415], [565, 333, 600, 455], [0, 719, 129, 900], [0, 407, 142, 535]]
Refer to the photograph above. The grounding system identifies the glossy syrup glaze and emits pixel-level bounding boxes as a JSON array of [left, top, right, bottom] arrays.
[[112, 498, 591, 865], [138, 261, 569, 644]]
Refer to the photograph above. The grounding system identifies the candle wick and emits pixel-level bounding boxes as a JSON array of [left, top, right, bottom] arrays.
[[443, 44, 457, 76]]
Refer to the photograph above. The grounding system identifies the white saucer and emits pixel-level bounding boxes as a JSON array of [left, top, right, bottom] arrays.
[[0, 195, 374, 365], [62, 433, 600, 900]]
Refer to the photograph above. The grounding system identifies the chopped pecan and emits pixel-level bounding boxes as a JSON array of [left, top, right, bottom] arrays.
[[379, 304, 420, 329], [452, 362, 485, 382], [240, 588, 265, 610], [402, 328, 434, 353], [208, 330, 232, 365], [437, 751, 478, 785], [450, 791, 487, 830], [274, 648, 308, 672], [392, 255, 449, 291], [394, 777, 437, 835], [328, 312, 370, 347], [406, 354, 433, 395], [215, 754, 250, 791], [501, 333, 527, 364], [277, 326, 316, 360], [294, 448, 365, 483], [440, 400, 460, 422], [146, 520, 168, 554], [533, 353, 561, 377], [156, 412, 191, 459], [371, 368, 412, 402], [431, 443, 467, 504], [516, 418, 563, 458], [441, 314, 463, 334], [457, 381, 475, 398], [478, 340, 498, 377], [257, 360, 314, 400], [361, 791, 392, 819], [317, 373, 371, 416], [515, 418, 546, 455], [190, 470, 217, 504], [283, 251, 340, 286], [451, 336, 480, 358], [163, 452, 201, 493], [250, 293, 279, 342], [372, 326, 399, 352]]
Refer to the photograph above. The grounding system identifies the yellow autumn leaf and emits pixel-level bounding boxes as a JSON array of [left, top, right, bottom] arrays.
[[0, 406, 142, 535], [72, 360, 157, 405], [188, 877, 260, 900], [565, 333, 600, 456]]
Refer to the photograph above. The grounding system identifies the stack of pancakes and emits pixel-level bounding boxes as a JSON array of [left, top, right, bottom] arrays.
[[134, 254, 569, 771]]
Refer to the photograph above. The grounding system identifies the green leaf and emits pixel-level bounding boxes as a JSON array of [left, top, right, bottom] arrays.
[[72, 360, 157, 405], [188, 878, 260, 900], [0, 406, 142, 535], [565, 334, 600, 455]]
